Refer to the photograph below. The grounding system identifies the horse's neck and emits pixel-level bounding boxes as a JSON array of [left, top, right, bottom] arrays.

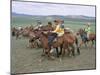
[[40, 34, 48, 42]]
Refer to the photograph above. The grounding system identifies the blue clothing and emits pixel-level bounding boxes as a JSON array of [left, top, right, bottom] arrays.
[[48, 33, 57, 48], [80, 33, 88, 42]]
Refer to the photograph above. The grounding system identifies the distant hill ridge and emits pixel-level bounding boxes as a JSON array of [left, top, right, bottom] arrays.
[[12, 12, 95, 20]]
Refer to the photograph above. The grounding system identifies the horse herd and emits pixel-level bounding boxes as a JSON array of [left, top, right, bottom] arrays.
[[11, 25, 96, 60]]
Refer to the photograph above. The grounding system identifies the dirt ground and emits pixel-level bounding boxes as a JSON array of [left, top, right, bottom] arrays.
[[11, 36, 96, 74]]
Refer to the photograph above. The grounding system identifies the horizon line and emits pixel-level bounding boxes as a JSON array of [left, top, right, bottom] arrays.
[[12, 12, 95, 17]]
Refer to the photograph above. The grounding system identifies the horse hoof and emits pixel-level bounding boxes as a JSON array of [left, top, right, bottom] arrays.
[[57, 55, 59, 58]]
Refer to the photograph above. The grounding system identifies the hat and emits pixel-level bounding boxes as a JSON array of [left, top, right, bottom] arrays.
[[54, 19, 62, 23]]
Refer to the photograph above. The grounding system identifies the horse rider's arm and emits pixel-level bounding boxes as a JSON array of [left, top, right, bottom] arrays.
[[53, 25, 60, 32]]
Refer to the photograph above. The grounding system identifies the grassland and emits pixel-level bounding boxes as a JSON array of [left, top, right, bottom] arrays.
[[11, 16, 96, 74]]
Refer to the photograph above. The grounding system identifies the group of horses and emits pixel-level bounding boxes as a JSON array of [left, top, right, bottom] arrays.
[[11, 25, 96, 60]]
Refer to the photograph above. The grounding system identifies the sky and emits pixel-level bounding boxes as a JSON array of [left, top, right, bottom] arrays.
[[12, 1, 95, 17]]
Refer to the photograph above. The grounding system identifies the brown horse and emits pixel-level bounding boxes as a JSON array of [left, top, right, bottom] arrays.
[[33, 30, 63, 58], [62, 32, 80, 57], [11, 27, 23, 39], [77, 28, 96, 48], [33, 29, 80, 59], [15, 26, 34, 39], [34, 31, 52, 58], [11, 27, 17, 36]]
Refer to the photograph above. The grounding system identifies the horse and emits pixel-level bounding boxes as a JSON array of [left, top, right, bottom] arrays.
[[61, 31, 80, 57], [77, 28, 96, 48], [27, 24, 54, 49], [11, 27, 23, 39], [28, 30, 42, 48], [15, 26, 34, 39], [33, 28, 80, 59], [11, 27, 17, 36], [33, 30, 64, 59]]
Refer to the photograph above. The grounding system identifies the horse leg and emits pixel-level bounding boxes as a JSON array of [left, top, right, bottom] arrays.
[[84, 41, 88, 47], [31, 42, 34, 48], [71, 44, 75, 56], [16, 33, 19, 40], [59, 44, 63, 55], [77, 47, 80, 55], [75, 38, 80, 55], [48, 49, 55, 60], [56, 47, 59, 58], [37, 42, 40, 48], [41, 49, 45, 56], [61, 48, 65, 58], [61, 44, 66, 57], [91, 40, 94, 47], [67, 46, 71, 56], [79, 41, 83, 48]]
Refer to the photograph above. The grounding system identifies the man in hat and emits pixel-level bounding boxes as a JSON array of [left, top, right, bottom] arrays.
[[84, 22, 91, 39], [60, 20, 65, 29], [48, 19, 64, 53], [52, 19, 64, 36]]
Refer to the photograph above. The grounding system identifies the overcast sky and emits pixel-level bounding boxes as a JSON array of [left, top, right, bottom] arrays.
[[12, 1, 95, 17]]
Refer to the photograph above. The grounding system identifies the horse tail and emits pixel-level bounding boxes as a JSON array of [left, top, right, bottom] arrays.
[[75, 37, 80, 55]]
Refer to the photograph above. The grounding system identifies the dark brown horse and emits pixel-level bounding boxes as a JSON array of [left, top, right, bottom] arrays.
[[77, 28, 96, 48]]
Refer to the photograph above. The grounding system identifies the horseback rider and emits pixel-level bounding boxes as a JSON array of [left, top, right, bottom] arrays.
[[48, 22, 52, 27], [84, 22, 91, 39], [48, 19, 64, 51], [61, 20, 65, 29], [52, 19, 64, 36]]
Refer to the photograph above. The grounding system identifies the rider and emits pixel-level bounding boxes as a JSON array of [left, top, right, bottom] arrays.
[[47, 22, 53, 31], [47, 22, 53, 28], [60, 20, 65, 29], [52, 19, 64, 36], [84, 22, 91, 39], [48, 19, 64, 51]]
